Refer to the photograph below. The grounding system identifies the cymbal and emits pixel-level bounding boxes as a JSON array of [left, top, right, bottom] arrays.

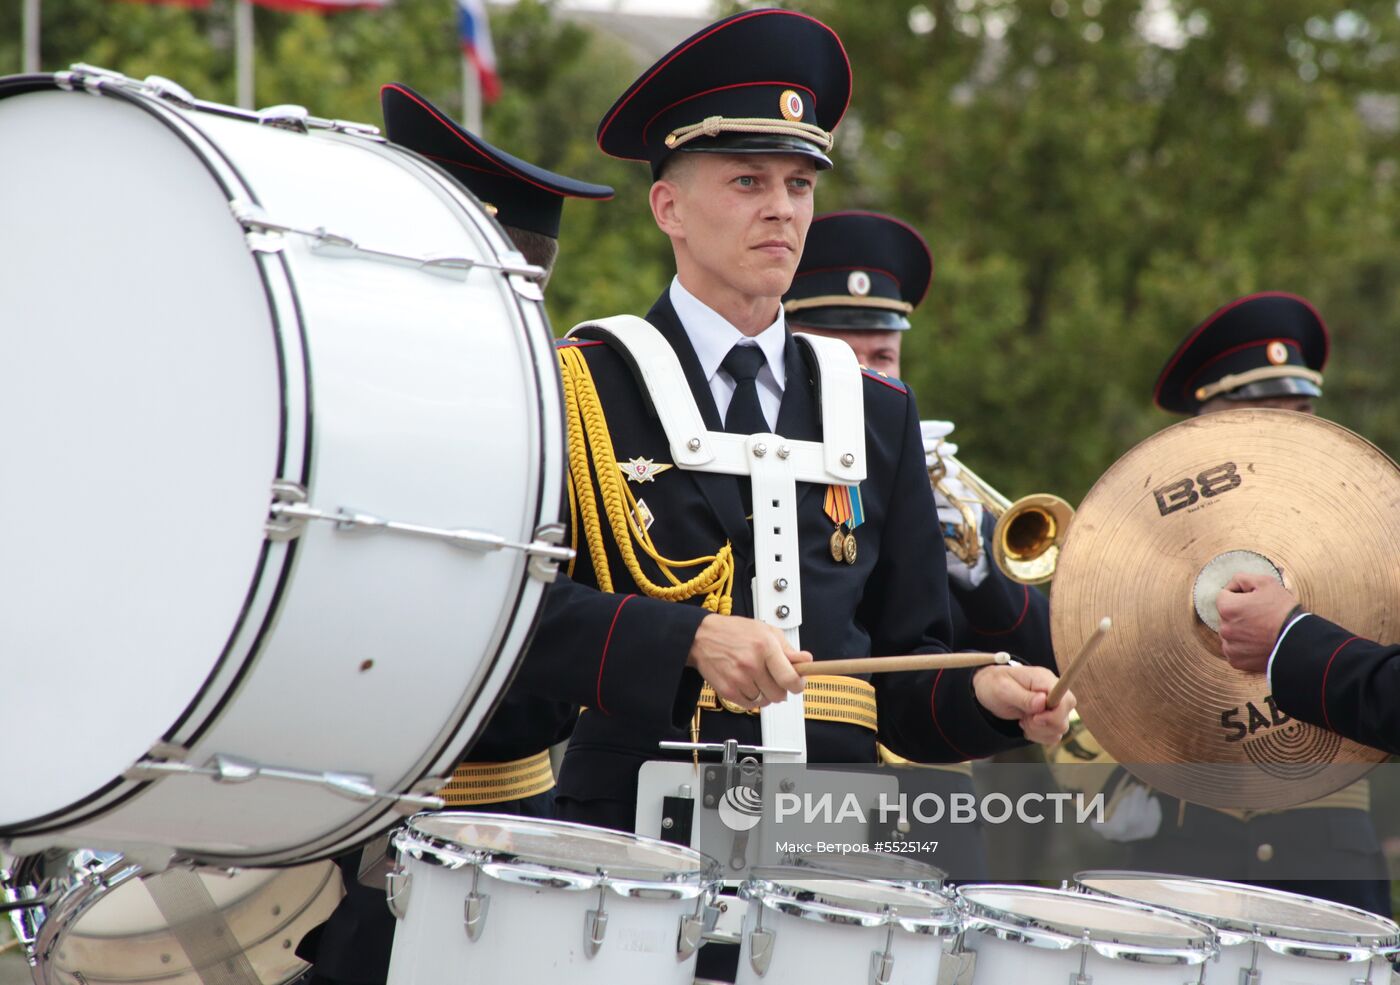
[[1051, 409, 1399, 810]]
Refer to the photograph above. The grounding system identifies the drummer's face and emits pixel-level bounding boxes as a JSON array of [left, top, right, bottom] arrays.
[[653, 152, 818, 311]]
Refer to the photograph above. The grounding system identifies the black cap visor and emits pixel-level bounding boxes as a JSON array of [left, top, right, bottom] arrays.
[[653, 133, 833, 177], [788, 306, 911, 331]]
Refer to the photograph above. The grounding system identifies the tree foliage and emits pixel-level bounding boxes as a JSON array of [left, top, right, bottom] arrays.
[[3, 0, 1397, 500]]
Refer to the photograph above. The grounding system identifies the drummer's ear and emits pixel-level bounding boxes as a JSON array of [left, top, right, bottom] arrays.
[[501, 225, 558, 287]]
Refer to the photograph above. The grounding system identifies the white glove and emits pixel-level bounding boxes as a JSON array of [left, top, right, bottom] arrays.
[[922, 421, 990, 589], [1090, 782, 1163, 843]]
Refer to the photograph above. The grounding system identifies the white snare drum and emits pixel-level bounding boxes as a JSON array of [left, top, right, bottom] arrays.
[[9, 850, 342, 985], [957, 884, 1216, 984], [734, 874, 959, 984], [1076, 872, 1400, 984], [387, 813, 720, 985], [0, 66, 564, 866]]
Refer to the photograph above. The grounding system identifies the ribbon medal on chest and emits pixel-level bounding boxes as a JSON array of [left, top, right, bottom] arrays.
[[824, 483, 864, 565]]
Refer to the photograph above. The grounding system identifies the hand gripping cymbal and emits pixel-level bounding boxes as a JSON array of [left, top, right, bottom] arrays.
[[1051, 408, 1398, 810]]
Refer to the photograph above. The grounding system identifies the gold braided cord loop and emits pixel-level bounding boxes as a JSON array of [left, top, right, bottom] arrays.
[[784, 295, 913, 315], [664, 115, 834, 152], [1193, 364, 1323, 402], [556, 345, 735, 614]]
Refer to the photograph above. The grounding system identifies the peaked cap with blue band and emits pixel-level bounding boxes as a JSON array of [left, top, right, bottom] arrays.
[[381, 83, 613, 239], [1154, 292, 1329, 415], [784, 211, 933, 331], [596, 8, 852, 175]]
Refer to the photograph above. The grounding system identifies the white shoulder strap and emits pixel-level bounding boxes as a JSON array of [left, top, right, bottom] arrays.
[[793, 332, 868, 483], [567, 316, 717, 468]]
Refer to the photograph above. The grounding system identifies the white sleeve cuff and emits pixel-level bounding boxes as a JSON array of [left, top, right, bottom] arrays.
[[1266, 612, 1312, 691]]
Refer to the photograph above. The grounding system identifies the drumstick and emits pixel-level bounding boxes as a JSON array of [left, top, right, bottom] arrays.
[[1048, 617, 1112, 708], [798, 651, 1010, 677]]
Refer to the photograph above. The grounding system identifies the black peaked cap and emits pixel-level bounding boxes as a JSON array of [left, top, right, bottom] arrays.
[[382, 83, 613, 238], [1154, 292, 1330, 415], [784, 211, 932, 332], [596, 8, 851, 174]]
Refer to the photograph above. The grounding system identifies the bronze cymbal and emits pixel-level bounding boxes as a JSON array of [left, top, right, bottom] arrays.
[[1051, 408, 1399, 810]]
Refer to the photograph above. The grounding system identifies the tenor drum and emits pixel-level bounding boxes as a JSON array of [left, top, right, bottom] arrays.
[[733, 874, 959, 985], [0, 67, 564, 865], [957, 884, 1216, 984], [387, 813, 719, 985], [7, 850, 342, 985], [1076, 871, 1400, 984]]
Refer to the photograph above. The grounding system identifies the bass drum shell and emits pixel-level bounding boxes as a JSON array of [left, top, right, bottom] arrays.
[[0, 72, 563, 865]]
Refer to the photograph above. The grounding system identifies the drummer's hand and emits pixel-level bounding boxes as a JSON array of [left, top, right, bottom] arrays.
[[1216, 574, 1299, 673], [973, 664, 1075, 745], [687, 615, 812, 708]]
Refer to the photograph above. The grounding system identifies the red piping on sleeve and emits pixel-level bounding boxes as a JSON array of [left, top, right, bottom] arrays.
[[596, 594, 637, 715], [929, 669, 971, 760], [969, 585, 1030, 637], [1319, 636, 1360, 734]]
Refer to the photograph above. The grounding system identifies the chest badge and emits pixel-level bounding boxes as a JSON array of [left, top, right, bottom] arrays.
[[618, 457, 674, 484]]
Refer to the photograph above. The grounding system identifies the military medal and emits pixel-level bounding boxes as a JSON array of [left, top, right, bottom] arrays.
[[824, 483, 864, 565], [618, 456, 673, 484]]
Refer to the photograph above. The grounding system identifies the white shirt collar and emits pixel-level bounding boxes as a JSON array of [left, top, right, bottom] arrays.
[[669, 276, 788, 391]]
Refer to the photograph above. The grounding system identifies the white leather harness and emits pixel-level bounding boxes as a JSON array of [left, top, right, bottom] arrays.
[[567, 316, 868, 763]]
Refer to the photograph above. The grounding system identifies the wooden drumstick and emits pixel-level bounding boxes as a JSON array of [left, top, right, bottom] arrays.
[[798, 651, 1010, 677], [1048, 617, 1112, 708]]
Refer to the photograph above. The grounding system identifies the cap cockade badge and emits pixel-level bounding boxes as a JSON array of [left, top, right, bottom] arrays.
[[847, 270, 872, 296], [780, 89, 805, 122]]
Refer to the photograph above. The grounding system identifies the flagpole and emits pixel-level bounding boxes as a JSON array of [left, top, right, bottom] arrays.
[[462, 53, 483, 135], [22, 0, 40, 73], [235, 0, 255, 109]]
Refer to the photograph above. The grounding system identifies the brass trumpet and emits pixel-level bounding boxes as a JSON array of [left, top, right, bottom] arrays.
[[929, 451, 1073, 586]]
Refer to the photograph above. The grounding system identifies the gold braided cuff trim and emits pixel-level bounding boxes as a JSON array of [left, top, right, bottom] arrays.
[[876, 743, 973, 775], [698, 675, 877, 732], [1194, 365, 1323, 402], [665, 115, 833, 152], [1202, 779, 1371, 821], [440, 750, 555, 807], [785, 295, 913, 315]]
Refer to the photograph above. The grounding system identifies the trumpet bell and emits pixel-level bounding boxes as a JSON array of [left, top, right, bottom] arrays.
[[992, 493, 1075, 585]]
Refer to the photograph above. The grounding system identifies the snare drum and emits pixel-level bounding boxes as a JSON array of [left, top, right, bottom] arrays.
[[734, 874, 959, 984], [1076, 871, 1400, 984], [0, 66, 564, 866], [387, 813, 719, 985], [9, 850, 341, 985], [957, 884, 1216, 984]]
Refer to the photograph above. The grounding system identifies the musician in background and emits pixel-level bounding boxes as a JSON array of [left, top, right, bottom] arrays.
[[783, 210, 1056, 877], [1061, 292, 1390, 916], [295, 85, 613, 985]]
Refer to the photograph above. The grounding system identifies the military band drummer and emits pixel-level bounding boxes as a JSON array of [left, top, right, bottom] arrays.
[[510, 8, 1075, 838]]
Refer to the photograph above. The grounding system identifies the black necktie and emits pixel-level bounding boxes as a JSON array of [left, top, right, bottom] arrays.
[[721, 343, 769, 435]]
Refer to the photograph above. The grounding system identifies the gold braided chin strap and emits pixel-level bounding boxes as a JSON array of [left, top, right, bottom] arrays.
[[785, 295, 913, 315], [1194, 364, 1323, 402], [556, 344, 735, 614], [664, 115, 833, 152]]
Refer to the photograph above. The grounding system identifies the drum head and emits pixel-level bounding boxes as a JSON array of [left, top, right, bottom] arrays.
[[958, 884, 1215, 952], [0, 87, 282, 826], [403, 813, 719, 886], [1076, 872, 1400, 949]]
